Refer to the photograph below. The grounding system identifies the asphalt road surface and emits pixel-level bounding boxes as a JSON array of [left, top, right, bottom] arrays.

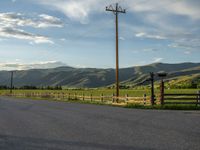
[[0, 96, 199, 150]]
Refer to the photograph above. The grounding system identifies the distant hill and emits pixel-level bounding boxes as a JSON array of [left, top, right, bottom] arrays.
[[0, 62, 200, 88]]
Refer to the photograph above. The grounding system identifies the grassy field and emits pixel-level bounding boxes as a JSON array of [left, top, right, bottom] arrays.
[[0, 88, 199, 97]]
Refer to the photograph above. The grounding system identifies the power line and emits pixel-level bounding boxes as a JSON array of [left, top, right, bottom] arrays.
[[106, 3, 126, 101]]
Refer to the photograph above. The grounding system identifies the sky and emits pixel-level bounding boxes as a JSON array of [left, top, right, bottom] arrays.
[[0, 0, 200, 70]]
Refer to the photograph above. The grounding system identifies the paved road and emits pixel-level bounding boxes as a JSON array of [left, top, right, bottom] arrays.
[[0, 96, 199, 150]]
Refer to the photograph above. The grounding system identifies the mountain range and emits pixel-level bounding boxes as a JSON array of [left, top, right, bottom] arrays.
[[0, 62, 200, 88]]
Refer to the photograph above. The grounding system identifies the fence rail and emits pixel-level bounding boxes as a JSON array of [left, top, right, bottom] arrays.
[[2, 92, 151, 106], [165, 102, 200, 105], [164, 94, 199, 96], [164, 92, 200, 106], [2, 90, 200, 107]]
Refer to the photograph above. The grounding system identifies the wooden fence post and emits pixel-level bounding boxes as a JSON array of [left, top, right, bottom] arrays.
[[51, 92, 53, 98], [150, 72, 155, 106], [197, 91, 200, 106], [112, 93, 115, 103], [82, 93, 85, 101], [62, 92, 64, 99], [101, 93, 104, 102], [90, 94, 93, 102], [143, 94, 146, 105], [160, 80, 164, 106], [68, 93, 71, 100], [125, 94, 128, 103]]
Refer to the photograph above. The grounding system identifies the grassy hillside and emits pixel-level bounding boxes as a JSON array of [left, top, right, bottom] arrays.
[[0, 62, 200, 88]]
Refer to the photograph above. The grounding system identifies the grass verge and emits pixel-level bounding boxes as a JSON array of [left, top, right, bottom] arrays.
[[125, 103, 200, 110]]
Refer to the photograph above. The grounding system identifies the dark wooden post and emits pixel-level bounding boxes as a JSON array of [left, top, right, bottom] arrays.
[[143, 94, 146, 105], [10, 71, 14, 94], [197, 91, 200, 106], [74, 93, 77, 100], [157, 72, 167, 106], [53, 92, 56, 99], [62, 92, 65, 99], [150, 72, 155, 105], [160, 80, 164, 105], [125, 94, 128, 103], [55, 92, 57, 99], [101, 93, 104, 102], [82, 93, 85, 101], [199, 91, 200, 105], [68, 93, 71, 100], [90, 94, 93, 102], [112, 93, 115, 103], [58, 92, 60, 99]]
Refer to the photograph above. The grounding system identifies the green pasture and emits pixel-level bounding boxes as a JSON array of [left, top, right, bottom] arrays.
[[0, 88, 199, 97]]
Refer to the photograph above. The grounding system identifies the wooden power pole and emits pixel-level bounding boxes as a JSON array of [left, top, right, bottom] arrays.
[[106, 3, 126, 99]]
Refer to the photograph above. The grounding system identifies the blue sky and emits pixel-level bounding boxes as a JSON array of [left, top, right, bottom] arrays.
[[0, 0, 200, 70]]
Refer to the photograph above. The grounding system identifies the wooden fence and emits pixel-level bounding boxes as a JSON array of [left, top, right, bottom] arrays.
[[3, 90, 200, 106], [163, 92, 200, 106], [4, 92, 151, 105]]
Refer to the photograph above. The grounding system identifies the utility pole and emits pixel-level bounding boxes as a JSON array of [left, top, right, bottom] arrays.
[[10, 71, 14, 94], [106, 3, 126, 99]]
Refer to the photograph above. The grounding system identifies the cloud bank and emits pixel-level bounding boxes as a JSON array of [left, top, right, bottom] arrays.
[[32, 0, 200, 51], [0, 12, 63, 44], [0, 61, 67, 70], [34, 0, 200, 21]]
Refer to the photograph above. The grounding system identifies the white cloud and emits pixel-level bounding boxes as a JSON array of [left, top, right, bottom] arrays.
[[31, 0, 200, 50], [153, 57, 163, 63], [119, 36, 125, 41], [75, 64, 87, 68], [128, 0, 200, 20], [135, 32, 166, 40], [0, 61, 67, 70], [143, 48, 158, 52], [33, 0, 112, 23], [0, 12, 63, 44], [5, 0, 199, 50], [35, 0, 89, 23], [0, 12, 63, 28], [38, 14, 63, 28], [15, 59, 20, 62], [0, 27, 53, 44], [60, 38, 67, 41], [184, 51, 191, 55], [168, 38, 200, 51], [33, 0, 200, 22]]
